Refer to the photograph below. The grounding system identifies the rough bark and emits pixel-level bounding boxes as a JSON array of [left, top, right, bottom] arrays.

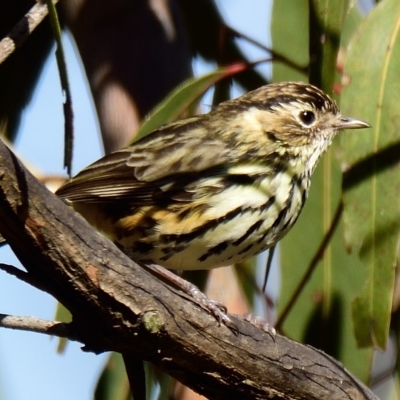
[[0, 139, 377, 399]]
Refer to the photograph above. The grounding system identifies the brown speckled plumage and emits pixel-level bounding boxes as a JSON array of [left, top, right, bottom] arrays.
[[56, 82, 369, 270]]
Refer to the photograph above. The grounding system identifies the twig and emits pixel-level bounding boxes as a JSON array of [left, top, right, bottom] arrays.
[[225, 24, 308, 75], [0, 262, 52, 293], [0, 313, 72, 338], [0, 0, 59, 65], [262, 245, 276, 292], [0, 262, 32, 283]]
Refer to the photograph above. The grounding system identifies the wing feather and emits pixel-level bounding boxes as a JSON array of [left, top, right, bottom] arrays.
[[56, 115, 232, 204]]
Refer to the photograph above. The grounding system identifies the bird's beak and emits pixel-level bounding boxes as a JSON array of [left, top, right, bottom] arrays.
[[336, 116, 371, 130]]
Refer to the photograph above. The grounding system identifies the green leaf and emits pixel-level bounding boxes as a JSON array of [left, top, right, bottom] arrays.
[[309, 0, 350, 89], [94, 353, 130, 400], [340, 0, 400, 349], [339, 2, 363, 50], [134, 63, 248, 142], [54, 302, 72, 353], [45, 0, 74, 176], [233, 259, 258, 308], [271, 0, 308, 82]]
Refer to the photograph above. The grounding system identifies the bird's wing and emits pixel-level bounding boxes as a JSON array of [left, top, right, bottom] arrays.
[[56, 116, 235, 204]]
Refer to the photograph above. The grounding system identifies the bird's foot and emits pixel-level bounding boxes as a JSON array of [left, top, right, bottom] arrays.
[[140, 262, 237, 331], [242, 313, 276, 339]]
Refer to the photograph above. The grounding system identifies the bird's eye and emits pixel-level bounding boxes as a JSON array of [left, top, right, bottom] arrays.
[[298, 111, 316, 126]]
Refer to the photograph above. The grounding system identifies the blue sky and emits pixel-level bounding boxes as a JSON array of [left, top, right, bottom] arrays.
[[0, 2, 273, 399]]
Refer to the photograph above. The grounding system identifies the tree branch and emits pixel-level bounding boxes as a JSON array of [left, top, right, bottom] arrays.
[[0, 139, 377, 399]]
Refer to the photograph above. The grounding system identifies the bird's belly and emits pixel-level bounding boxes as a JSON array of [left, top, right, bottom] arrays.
[[117, 175, 308, 270]]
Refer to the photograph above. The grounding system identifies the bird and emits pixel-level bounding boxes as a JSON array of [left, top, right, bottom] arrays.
[[56, 81, 369, 273], [56, 81, 370, 327]]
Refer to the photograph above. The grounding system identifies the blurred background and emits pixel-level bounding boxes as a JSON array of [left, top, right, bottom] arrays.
[[2, 1, 398, 399]]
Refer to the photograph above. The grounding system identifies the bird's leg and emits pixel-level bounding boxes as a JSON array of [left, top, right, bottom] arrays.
[[139, 262, 237, 330]]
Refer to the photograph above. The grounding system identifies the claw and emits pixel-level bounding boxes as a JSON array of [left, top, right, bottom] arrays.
[[188, 285, 238, 330], [242, 313, 276, 338]]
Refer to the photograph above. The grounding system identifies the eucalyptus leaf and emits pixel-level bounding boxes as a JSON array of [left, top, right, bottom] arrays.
[[135, 63, 248, 142], [340, 0, 400, 349]]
